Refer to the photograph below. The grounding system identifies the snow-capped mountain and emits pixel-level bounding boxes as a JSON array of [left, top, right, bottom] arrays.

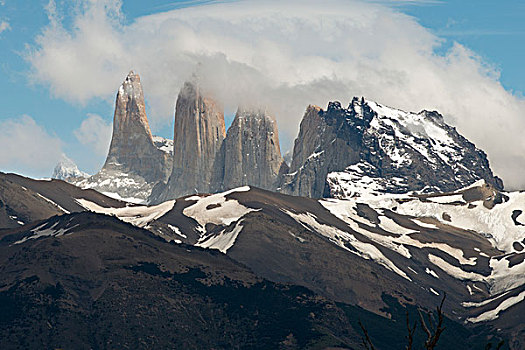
[[20, 72, 520, 347], [62, 70, 502, 206], [6, 171, 521, 346], [51, 155, 88, 181], [281, 97, 502, 199]]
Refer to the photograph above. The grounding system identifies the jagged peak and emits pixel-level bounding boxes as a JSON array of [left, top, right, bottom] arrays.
[[52, 154, 88, 180], [327, 101, 343, 111], [322, 97, 449, 127], [118, 70, 143, 98], [306, 104, 322, 112]]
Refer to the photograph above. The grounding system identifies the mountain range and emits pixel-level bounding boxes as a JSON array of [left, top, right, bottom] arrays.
[[1, 71, 523, 349], [66, 71, 502, 206]]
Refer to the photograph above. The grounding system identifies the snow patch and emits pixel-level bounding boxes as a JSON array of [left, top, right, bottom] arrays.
[[425, 268, 439, 278], [428, 254, 485, 282], [36, 193, 70, 214], [183, 187, 257, 229], [196, 220, 245, 253], [101, 191, 146, 204], [283, 208, 411, 281], [14, 223, 74, 244], [75, 198, 175, 228], [467, 290, 525, 323], [168, 224, 187, 239]]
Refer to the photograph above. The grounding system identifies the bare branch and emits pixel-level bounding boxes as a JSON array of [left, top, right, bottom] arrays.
[[418, 309, 432, 339], [405, 310, 417, 350], [419, 293, 447, 350]]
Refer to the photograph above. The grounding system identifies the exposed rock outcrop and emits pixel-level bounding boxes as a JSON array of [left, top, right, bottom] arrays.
[[212, 108, 287, 192], [103, 71, 171, 182], [281, 97, 503, 198], [72, 71, 172, 202], [151, 81, 226, 202]]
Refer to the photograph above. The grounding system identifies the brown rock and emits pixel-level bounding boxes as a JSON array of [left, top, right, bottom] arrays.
[[74, 71, 172, 202], [155, 81, 226, 201], [104, 71, 171, 182], [213, 107, 287, 191]]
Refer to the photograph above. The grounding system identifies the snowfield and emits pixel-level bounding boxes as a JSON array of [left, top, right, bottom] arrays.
[[319, 182, 525, 323]]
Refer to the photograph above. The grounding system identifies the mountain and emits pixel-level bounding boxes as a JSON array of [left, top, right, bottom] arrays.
[[212, 107, 288, 192], [1, 171, 520, 347], [72, 71, 173, 202], [151, 81, 226, 203], [75, 182, 523, 347], [280, 98, 503, 198], [67, 80, 503, 205], [6, 78, 523, 347], [0, 212, 360, 349], [0, 211, 507, 349], [68, 74, 290, 204], [51, 155, 88, 181]]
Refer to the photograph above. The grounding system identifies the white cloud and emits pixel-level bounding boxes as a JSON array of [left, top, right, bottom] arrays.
[[0, 21, 10, 34], [74, 113, 112, 157], [25, 0, 525, 189], [0, 115, 63, 177]]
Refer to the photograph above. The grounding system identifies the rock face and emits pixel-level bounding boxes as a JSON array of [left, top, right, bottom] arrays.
[[212, 108, 287, 192], [152, 81, 226, 202], [104, 71, 171, 182], [281, 97, 503, 198], [72, 71, 172, 202]]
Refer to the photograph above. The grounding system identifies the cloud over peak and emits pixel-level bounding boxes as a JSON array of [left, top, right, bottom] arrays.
[[26, 0, 525, 189]]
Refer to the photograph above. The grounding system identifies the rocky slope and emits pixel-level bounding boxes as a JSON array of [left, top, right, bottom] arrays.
[[72, 71, 172, 202], [281, 98, 503, 198], [78, 183, 523, 347], [0, 172, 125, 217], [151, 81, 226, 203], [0, 175, 63, 229], [212, 107, 288, 192], [0, 173, 519, 348], [0, 211, 505, 349], [0, 212, 359, 349]]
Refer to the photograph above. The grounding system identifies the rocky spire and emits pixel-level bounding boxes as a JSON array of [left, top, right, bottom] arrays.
[[213, 107, 287, 192], [102, 71, 171, 184], [289, 105, 324, 173], [154, 81, 226, 201]]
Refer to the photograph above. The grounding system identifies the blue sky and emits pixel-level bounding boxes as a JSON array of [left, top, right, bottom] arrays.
[[1, 0, 524, 187], [398, 0, 525, 95]]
